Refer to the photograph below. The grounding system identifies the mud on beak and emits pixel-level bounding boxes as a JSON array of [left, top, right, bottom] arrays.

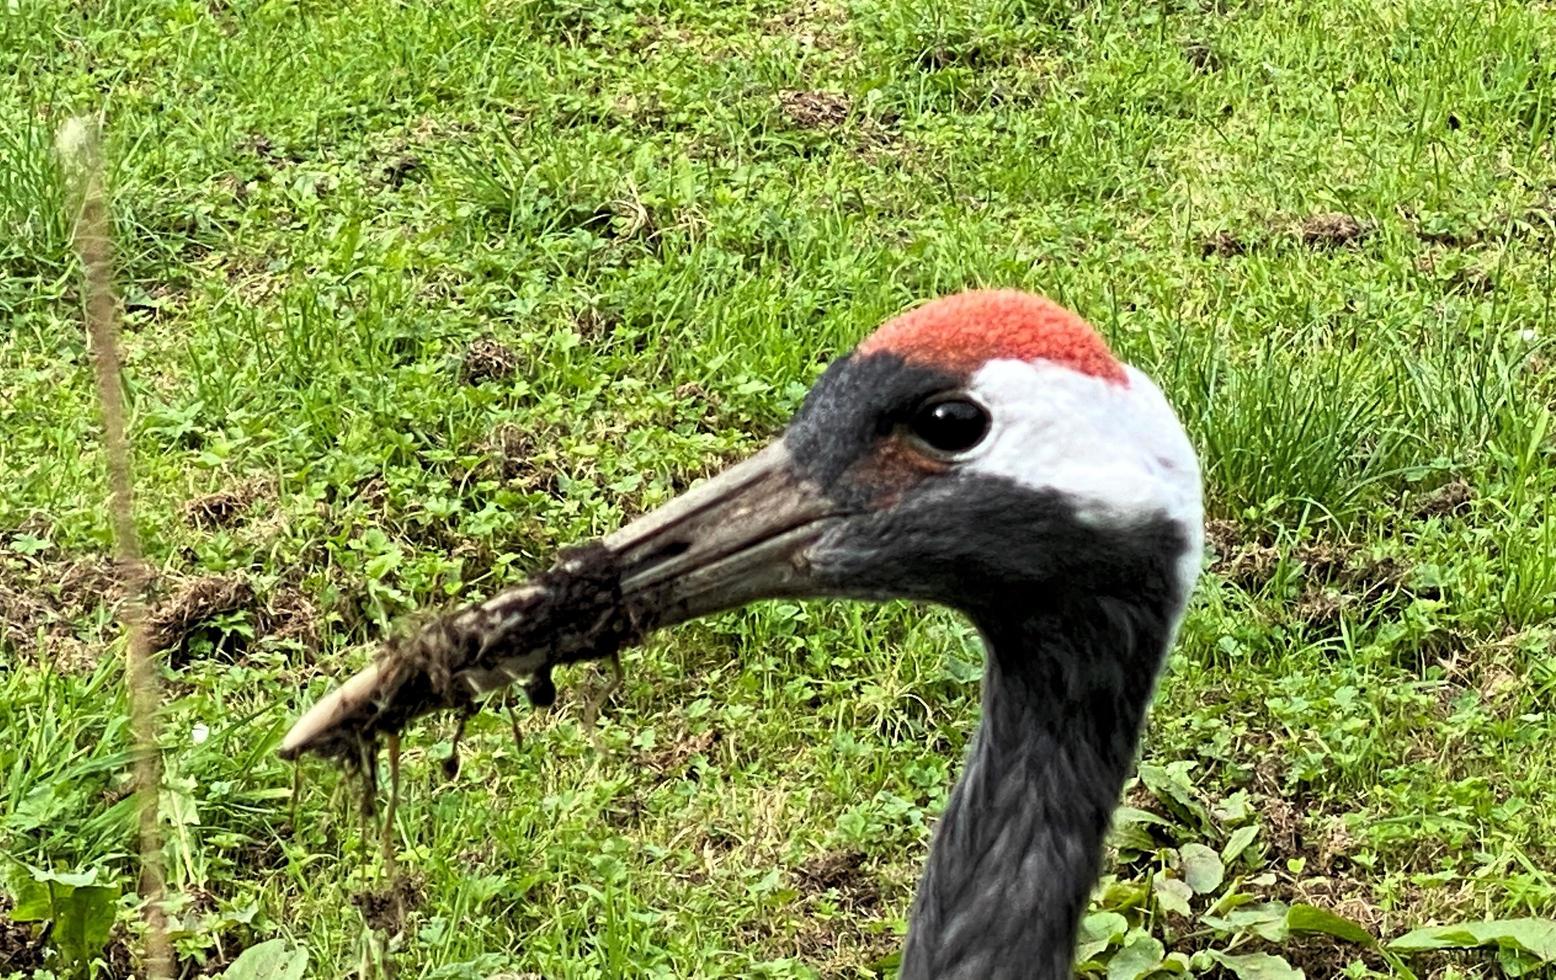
[[608, 441, 846, 631]]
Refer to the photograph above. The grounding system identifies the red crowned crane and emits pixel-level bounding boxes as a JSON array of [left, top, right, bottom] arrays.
[[285, 289, 1203, 979]]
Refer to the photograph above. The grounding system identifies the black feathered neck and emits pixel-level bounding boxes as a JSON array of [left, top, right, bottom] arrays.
[[898, 564, 1186, 980]]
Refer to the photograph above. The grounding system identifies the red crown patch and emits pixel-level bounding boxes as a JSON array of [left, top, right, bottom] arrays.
[[859, 290, 1126, 384]]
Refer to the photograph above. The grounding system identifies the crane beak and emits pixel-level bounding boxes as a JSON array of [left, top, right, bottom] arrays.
[[604, 441, 846, 631]]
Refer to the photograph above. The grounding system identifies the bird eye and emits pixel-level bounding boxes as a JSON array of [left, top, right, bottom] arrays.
[[906, 396, 990, 456]]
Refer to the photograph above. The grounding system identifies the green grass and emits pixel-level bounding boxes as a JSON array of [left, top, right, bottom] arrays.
[[3, 0, 1556, 976]]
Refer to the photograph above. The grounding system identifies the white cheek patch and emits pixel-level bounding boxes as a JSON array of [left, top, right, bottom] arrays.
[[963, 359, 1205, 598]]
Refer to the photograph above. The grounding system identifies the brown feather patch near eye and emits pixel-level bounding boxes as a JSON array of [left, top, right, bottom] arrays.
[[843, 436, 951, 507]]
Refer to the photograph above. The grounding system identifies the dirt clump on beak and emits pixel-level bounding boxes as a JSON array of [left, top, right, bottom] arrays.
[[279, 541, 642, 776]]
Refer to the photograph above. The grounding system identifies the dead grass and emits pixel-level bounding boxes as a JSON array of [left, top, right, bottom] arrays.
[[637, 727, 720, 782], [0, 553, 126, 666], [1183, 41, 1223, 73], [762, 0, 851, 51], [461, 337, 521, 384], [1200, 229, 1250, 257], [1411, 478, 1475, 519], [182, 478, 271, 530]]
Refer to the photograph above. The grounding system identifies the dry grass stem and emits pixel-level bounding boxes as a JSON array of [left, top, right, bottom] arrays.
[[57, 115, 173, 978]]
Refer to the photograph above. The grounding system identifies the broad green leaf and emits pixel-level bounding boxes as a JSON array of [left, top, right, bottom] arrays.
[[1106, 931, 1165, 980], [943, 653, 981, 684], [1076, 910, 1129, 964], [1111, 807, 1173, 852], [1287, 904, 1375, 946], [9, 782, 70, 833], [51, 883, 118, 966], [4, 864, 52, 922], [1387, 918, 1556, 962], [1207, 889, 1261, 917], [1114, 806, 1174, 829], [1075, 941, 1111, 969], [1214, 790, 1255, 824], [3, 864, 118, 965], [1097, 877, 1150, 911], [1499, 947, 1543, 977], [1201, 902, 1290, 943], [1476, 918, 1556, 961], [869, 950, 902, 971], [1153, 873, 1193, 917], [34, 868, 102, 889], [1389, 924, 1480, 952], [220, 938, 309, 980], [1111, 825, 1163, 853], [1080, 911, 1130, 944], [1222, 825, 1260, 865], [1207, 950, 1305, 980], [1180, 843, 1225, 894], [161, 781, 202, 828], [1137, 762, 1211, 829]]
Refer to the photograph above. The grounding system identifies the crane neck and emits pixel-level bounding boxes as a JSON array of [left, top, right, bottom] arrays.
[[899, 596, 1177, 980]]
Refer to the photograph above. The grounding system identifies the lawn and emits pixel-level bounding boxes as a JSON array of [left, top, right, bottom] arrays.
[[3, 0, 1556, 976]]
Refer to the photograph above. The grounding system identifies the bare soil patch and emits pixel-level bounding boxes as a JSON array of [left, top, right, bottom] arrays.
[[0, 901, 43, 972], [1211, 533, 1405, 596], [1417, 225, 1482, 248], [796, 849, 880, 911], [1184, 41, 1223, 72], [573, 304, 621, 342], [353, 874, 424, 934], [1299, 212, 1369, 249], [481, 422, 563, 496], [102, 933, 135, 978], [147, 575, 257, 661], [780, 89, 852, 129], [1209, 526, 1421, 637], [382, 154, 422, 189], [231, 831, 288, 874], [1448, 265, 1495, 295], [776, 89, 899, 154], [1200, 230, 1250, 257], [1412, 478, 1475, 519]]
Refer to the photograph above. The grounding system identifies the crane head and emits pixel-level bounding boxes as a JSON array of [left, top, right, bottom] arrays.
[[612, 289, 1203, 634]]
